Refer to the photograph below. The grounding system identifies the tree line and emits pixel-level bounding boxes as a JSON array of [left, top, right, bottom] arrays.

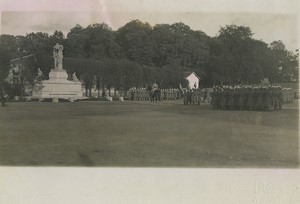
[[0, 20, 298, 97]]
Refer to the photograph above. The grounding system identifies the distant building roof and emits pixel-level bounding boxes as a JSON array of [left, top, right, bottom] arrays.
[[182, 71, 200, 79]]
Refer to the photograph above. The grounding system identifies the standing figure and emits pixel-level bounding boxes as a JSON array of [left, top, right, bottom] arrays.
[[151, 82, 158, 94], [238, 87, 245, 110], [53, 43, 64, 70], [1, 88, 6, 107], [202, 89, 208, 103]]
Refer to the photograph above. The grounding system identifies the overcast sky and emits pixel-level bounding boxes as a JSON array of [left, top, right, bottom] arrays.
[[0, 0, 299, 51]]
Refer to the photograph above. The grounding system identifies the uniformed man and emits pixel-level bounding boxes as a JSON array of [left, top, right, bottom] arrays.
[[1, 88, 6, 107]]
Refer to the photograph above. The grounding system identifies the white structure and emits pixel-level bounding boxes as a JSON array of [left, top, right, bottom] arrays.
[[32, 70, 83, 100], [33, 43, 83, 101], [184, 72, 200, 89]]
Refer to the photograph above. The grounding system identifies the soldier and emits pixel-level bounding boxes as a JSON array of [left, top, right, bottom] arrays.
[[134, 88, 138, 101], [202, 89, 207, 103], [172, 89, 176, 100], [269, 86, 275, 111], [159, 89, 163, 100], [227, 87, 235, 110], [263, 86, 272, 111], [183, 89, 188, 105], [265, 86, 270, 109], [143, 88, 147, 100], [165, 88, 168, 100], [145, 88, 150, 101], [1, 88, 6, 107], [195, 89, 201, 105], [131, 88, 135, 101], [247, 86, 255, 111], [211, 87, 216, 109], [220, 87, 227, 110], [287, 88, 292, 103], [238, 87, 246, 110], [186, 89, 193, 105], [175, 89, 179, 100], [294, 92, 299, 99], [138, 88, 142, 101], [254, 87, 262, 111], [234, 87, 240, 110], [216, 87, 222, 109], [278, 86, 283, 110], [190, 89, 198, 106]]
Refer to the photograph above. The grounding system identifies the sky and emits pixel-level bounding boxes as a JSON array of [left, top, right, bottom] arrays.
[[0, 0, 299, 51]]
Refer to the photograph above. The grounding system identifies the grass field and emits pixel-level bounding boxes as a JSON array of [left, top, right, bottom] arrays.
[[0, 100, 298, 168]]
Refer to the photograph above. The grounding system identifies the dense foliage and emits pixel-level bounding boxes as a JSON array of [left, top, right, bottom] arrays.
[[0, 20, 298, 96]]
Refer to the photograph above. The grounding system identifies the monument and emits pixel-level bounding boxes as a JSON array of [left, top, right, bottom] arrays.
[[33, 43, 83, 102]]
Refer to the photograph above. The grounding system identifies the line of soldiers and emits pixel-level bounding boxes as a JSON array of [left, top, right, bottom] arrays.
[[161, 89, 180, 100], [210, 85, 294, 111], [128, 88, 180, 101], [128, 88, 149, 101], [182, 89, 211, 105], [183, 89, 201, 105]]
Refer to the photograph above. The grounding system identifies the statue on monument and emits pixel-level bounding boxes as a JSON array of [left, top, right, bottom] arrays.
[[53, 43, 64, 70]]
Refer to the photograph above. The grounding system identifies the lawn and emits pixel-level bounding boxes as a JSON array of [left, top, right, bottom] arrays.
[[0, 100, 298, 167]]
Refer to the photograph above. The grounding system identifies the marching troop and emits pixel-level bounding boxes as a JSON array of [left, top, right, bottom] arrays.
[[210, 85, 294, 111]]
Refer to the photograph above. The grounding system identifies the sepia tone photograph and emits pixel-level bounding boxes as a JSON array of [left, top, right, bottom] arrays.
[[0, 0, 300, 203], [0, 1, 299, 169]]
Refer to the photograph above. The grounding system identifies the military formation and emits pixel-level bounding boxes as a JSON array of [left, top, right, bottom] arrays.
[[182, 89, 201, 105], [126, 85, 295, 112], [161, 89, 180, 100], [128, 88, 180, 101], [210, 85, 294, 111]]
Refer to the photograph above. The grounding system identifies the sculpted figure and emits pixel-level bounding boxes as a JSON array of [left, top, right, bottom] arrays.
[[53, 43, 64, 70]]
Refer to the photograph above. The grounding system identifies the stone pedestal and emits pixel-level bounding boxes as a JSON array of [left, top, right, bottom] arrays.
[[33, 69, 83, 100]]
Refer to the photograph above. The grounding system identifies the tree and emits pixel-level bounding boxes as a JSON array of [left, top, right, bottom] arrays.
[[49, 30, 65, 47], [141, 65, 159, 86], [0, 35, 18, 98], [204, 37, 235, 85], [151, 24, 176, 67], [0, 35, 18, 59], [116, 20, 154, 65], [213, 25, 260, 84], [65, 24, 88, 58], [84, 23, 123, 60], [2, 20, 297, 94], [151, 22, 209, 78], [119, 59, 143, 90], [18, 32, 52, 55], [159, 64, 186, 88], [7, 55, 41, 98], [218, 25, 253, 41], [270, 40, 299, 82], [0, 44, 11, 89], [73, 58, 97, 97], [108, 60, 122, 97], [249, 40, 277, 83]]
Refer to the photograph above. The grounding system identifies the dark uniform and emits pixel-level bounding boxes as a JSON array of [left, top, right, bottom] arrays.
[[1, 89, 6, 107]]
